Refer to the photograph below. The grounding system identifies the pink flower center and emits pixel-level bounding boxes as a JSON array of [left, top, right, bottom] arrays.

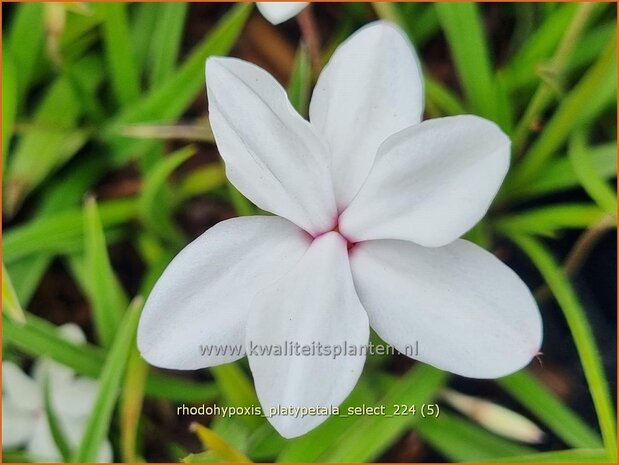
[[312, 215, 357, 252]]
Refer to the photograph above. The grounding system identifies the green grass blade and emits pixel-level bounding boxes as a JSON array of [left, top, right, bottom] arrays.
[[6, 3, 45, 105], [509, 234, 617, 460], [5, 56, 104, 216], [97, 3, 141, 105], [120, 344, 149, 462], [73, 297, 143, 462], [4, 198, 137, 264], [481, 448, 610, 463], [177, 163, 226, 202], [499, 371, 603, 449], [3, 311, 218, 403], [103, 3, 252, 165], [2, 262, 26, 324], [149, 3, 188, 88], [130, 3, 160, 73], [318, 364, 448, 462], [287, 44, 312, 116], [5, 256, 49, 308], [511, 3, 600, 152], [434, 3, 497, 121], [425, 77, 466, 117], [3, 49, 17, 167], [43, 374, 73, 461], [228, 183, 256, 216], [84, 197, 128, 347], [416, 412, 534, 461], [494, 204, 605, 237], [139, 146, 196, 244], [569, 133, 617, 218], [503, 4, 577, 91], [508, 36, 617, 190], [211, 364, 261, 429], [275, 380, 378, 462], [508, 142, 617, 202]]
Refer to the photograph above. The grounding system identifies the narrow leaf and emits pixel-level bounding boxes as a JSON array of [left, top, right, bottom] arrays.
[[73, 297, 144, 462], [499, 370, 603, 449], [84, 197, 128, 346], [3, 311, 219, 403], [509, 234, 617, 460], [2, 262, 26, 324]]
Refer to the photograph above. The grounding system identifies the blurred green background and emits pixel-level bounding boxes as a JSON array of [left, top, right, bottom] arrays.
[[2, 2, 617, 463]]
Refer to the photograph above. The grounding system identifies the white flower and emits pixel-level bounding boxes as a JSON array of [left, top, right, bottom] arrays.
[[138, 21, 543, 438], [256, 2, 308, 25], [2, 324, 112, 462]]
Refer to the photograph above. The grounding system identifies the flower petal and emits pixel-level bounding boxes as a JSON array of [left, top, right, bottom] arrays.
[[247, 232, 369, 438], [309, 21, 424, 209], [138, 216, 311, 370], [27, 416, 113, 463], [2, 361, 41, 411], [339, 115, 510, 247], [256, 2, 308, 25], [349, 239, 542, 378], [26, 418, 62, 462], [2, 399, 38, 448], [206, 57, 337, 235], [51, 377, 99, 417]]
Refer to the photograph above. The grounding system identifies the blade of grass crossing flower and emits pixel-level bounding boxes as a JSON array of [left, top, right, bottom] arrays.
[[2, 262, 26, 324], [434, 3, 497, 121], [84, 197, 128, 347], [507, 36, 617, 190], [3, 198, 137, 263], [73, 297, 143, 462], [416, 412, 534, 461], [97, 3, 141, 105], [139, 146, 196, 244], [211, 364, 261, 429], [43, 374, 72, 461], [499, 371, 603, 448], [148, 3, 188, 88], [494, 204, 605, 237], [287, 44, 312, 116], [103, 3, 253, 165], [2, 50, 17, 167], [6, 2, 44, 105], [318, 364, 448, 462], [510, 234, 617, 461], [120, 345, 149, 462], [568, 133, 617, 218], [2, 312, 219, 402]]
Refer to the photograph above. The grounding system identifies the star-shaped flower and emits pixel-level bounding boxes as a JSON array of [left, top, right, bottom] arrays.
[[2, 325, 112, 462], [138, 21, 542, 438], [256, 2, 308, 25]]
